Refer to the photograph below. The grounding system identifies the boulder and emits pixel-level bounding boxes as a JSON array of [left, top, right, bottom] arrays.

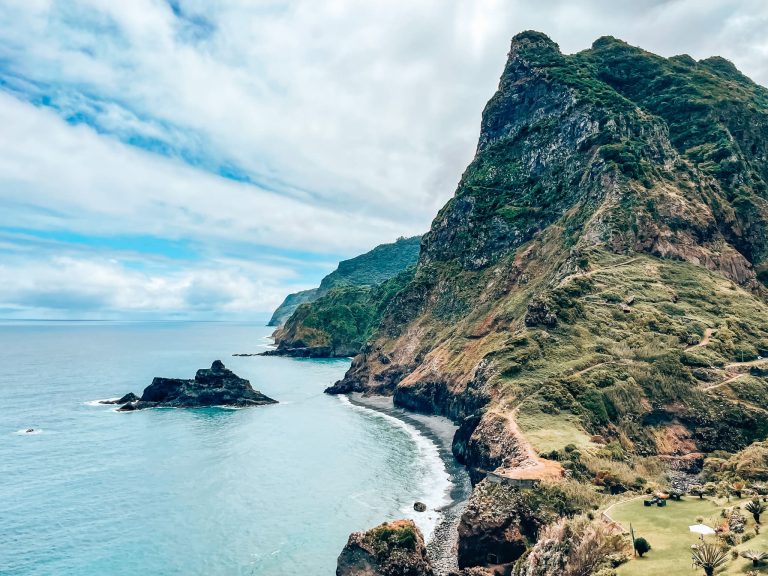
[[117, 361, 277, 411], [336, 520, 434, 576], [100, 392, 139, 405], [414, 502, 427, 512]]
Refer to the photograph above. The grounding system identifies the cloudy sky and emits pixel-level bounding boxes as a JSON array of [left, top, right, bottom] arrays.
[[0, 0, 766, 319]]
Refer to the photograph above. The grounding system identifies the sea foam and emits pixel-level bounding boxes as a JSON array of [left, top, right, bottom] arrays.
[[337, 395, 452, 542]]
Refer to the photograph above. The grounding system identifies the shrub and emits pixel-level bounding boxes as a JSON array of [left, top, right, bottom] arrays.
[[690, 544, 729, 576], [634, 537, 651, 557], [746, 499, 766, 524], [740, 549, 768, 567], [514, 515, 628, 576]]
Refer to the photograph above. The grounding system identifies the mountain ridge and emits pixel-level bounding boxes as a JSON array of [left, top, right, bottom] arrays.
[[267, 235, 421, 326], [330, 31, 768, 575]]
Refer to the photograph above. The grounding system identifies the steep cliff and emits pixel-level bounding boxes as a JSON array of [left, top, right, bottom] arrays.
[[328, 31, 768, 574], [268, 236, 421, 326], [329, 30, 768, 492]]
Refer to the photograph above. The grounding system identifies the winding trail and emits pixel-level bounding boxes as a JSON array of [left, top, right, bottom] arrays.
[[571, 359, 633, 378], [488, 407, 564, 483], [558, 257, 643, 288], [702, 372, 745, 392], [725, 357, 768, 370], [687, 328, 714, 349]]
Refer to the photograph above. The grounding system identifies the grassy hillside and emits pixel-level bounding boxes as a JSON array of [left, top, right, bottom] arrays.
[[269, 269, 415, 357], [267, 235, 420, 326], [326, 31, 768, 573]]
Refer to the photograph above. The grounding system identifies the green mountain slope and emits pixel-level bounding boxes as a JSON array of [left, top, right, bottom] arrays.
[[267, 235, 421, 326], [326, 32, 768, 572]]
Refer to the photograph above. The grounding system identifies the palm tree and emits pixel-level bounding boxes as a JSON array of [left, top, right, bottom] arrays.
[[731, 481, 746, 498], [691, 544, 729, 576], [741, 550, 768, 567], [746, 499, 766, 524]]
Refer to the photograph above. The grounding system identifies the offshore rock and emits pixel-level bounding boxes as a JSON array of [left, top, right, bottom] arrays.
[[336, 520, 434, 576], [117, 361, 277, 411], [99, 392, 139, 405]]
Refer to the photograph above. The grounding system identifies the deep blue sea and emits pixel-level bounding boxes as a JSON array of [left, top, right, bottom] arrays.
[[0, 321, 452, 576]]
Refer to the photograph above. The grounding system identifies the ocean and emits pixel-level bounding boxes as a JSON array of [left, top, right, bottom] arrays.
[[0, 321, 459, 575]]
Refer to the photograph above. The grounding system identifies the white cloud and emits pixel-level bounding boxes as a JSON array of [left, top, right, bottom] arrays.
[[0, 0, 766, 317], [0, 254, 293, 319], [0, 92, 408, 251]]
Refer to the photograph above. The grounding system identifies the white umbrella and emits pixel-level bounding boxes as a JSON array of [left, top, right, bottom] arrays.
[[689, 524, 716, 536]]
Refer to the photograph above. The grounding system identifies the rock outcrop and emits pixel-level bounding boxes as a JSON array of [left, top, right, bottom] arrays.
[[336, 520, 434, 576], [99, 392, 139, 405], [117, 361, 277, 411]]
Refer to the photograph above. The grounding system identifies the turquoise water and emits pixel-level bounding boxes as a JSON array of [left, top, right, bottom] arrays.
[[0, 321, 451, 575]]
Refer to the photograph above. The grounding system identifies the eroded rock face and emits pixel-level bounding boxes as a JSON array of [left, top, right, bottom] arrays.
[[336, 520, 434, 576], [456, 481, 540, 569], [117, 361, 277, 411]]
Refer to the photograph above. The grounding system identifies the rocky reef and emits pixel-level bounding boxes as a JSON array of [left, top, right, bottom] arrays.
[[336, 520, 434, 576], [117, 360, 277, 411]]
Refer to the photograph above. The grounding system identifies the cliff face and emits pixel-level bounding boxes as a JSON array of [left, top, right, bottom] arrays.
[[329, 31, 768, 477], [335, 520, 434, 576], [268, 236, 421, 326]]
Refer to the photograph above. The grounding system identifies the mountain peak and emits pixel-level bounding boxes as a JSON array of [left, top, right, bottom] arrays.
[[505, 30, 562, 70]]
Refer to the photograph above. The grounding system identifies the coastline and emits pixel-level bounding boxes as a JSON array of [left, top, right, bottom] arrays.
[[344, 393, 471, 576]]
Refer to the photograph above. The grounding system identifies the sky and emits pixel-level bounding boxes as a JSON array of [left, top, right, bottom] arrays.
[[0, 0, 766, 320]]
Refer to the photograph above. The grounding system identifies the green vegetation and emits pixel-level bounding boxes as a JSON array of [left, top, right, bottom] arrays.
[[513, 514, 629, 576], [611, 496, 768, 575], [740, 549, 768, 568], [691, 544, 729, 576], [633, 537, 651, 557], [268, 235, 420, 326], [363, 521, 419, 559], [274, 268, 415, 356], [318, 236, 421, 292], [746, 499, 766, 524]]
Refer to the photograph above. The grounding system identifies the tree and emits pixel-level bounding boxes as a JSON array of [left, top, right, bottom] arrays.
[[691, 544, 729, 576], [634, 537, 651, 557], [731, 481, 746, 498], [740, 550, 768, 567], [746, 499, 766, 524], [690, 484, 706, 499]]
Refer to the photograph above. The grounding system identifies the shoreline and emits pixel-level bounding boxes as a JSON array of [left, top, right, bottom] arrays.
[[345, 393, 471, 576]]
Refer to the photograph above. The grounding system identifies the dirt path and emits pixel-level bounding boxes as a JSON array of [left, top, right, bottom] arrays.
[[558, 257, 643, 288], [725, 357, 768, 370], [703, 372, 745, 392], [571, 359, 633, 378], [586, 257, 643, 277], [490, 408, 563, 482], [702, 373, 768, 414], [687, 328, 714, 349]]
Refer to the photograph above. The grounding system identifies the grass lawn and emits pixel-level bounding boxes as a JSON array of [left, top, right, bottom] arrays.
[[610, 496, 768, 575]]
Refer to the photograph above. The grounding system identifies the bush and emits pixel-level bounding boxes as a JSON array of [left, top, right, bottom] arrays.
[[634, 537, 651, 557]]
